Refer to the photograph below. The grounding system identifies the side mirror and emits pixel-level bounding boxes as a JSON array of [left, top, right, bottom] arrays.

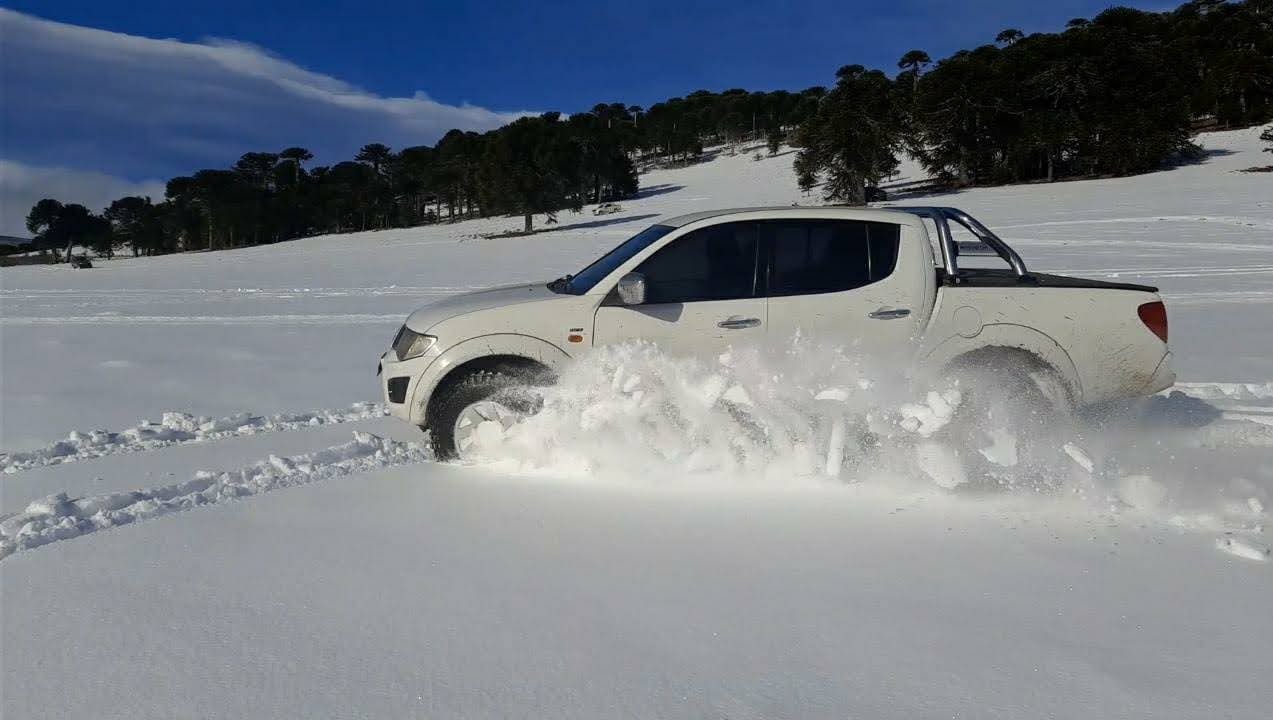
[[616, 272, 646, 306]]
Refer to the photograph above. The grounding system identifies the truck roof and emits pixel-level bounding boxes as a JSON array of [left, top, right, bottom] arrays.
[[658, 206, 929, 228]]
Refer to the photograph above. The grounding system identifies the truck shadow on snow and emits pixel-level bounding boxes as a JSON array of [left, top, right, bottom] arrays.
[[1086, 391, 1223, 430], [1136, 391, 1224, 428]]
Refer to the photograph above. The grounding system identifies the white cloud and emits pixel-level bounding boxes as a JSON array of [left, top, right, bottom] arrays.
[[0, 161, 166, 237], [0, 8, 532, 232]]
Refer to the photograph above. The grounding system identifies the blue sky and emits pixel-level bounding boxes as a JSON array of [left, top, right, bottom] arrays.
[[1, 0, 1167, 235]]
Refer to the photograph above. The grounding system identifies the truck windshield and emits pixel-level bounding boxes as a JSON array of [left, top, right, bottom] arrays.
[[549, 224, 675, 295]]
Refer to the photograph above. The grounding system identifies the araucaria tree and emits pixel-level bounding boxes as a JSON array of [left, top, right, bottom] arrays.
[[896, 49, 931, 93], [480, 114, 583, 232], [794, 65, 903, 205], [104, 196, 170, 256], [25, 199, 112, 260]]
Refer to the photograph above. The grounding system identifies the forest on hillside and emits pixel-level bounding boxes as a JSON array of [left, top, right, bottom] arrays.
[[18, 0, 1273, 260]]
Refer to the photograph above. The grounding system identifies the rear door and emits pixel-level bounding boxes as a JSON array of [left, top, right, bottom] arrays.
[[593, 221, 766, 356], [762, 219, 925, 355]]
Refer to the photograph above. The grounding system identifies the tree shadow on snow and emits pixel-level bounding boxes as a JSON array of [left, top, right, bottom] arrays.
[[550, 213, 662, 232], [1165, 147, 1237, 171], [878, 183, 967, 203], [878, 148, 1242, 202], [481, 213, 664, 238], [636, 184, 685, 199]]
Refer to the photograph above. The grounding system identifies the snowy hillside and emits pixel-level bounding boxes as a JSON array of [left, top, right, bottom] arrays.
[[2, 126, 1272, 719]]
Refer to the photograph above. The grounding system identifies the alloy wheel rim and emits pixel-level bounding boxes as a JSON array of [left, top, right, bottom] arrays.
[[453, 400, 517, 459]]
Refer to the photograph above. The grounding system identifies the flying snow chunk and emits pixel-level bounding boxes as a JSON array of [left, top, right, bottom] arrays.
[[899, 389, 961, 437], [978, 428, 1019, 467], [814, 387, 853, 402], [1117, 474, 1169, 511], [722, 385, 753, 406], [1063, 442, 1095, 474], [1215, 536, 1270, 562], [916, 441, 967, 489]]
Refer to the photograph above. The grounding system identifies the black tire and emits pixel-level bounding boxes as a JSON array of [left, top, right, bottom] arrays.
[[423, 369, 541, 461], [944, 359, 1074, 490]]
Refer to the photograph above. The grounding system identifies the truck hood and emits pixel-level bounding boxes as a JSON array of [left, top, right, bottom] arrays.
[[405, 282, 559, 331]]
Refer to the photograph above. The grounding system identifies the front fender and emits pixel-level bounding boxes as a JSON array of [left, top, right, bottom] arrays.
[[406, 334, 573, 425]]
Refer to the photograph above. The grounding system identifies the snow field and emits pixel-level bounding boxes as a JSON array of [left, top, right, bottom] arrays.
[[2, 125, 1272, 718]]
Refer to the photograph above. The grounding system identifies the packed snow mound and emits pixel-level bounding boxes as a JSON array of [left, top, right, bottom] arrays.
[[462, 339, 1033, 486], [479, 339, 1093, 493], [0, 432, 429, 559], [457, 340, 1270, 550], [1, 402, 387, 473], [469, 339, 924, 485]]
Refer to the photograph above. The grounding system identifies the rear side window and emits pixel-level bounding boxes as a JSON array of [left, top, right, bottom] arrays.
[[636, 222, 759, 303], [765, 220, 900, 297]]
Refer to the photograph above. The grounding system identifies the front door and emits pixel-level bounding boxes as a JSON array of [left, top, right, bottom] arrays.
[[593, 221, 766, 357]]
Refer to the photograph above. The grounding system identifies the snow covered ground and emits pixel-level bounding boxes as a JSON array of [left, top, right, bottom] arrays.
[[2, 126, 1272, 718]]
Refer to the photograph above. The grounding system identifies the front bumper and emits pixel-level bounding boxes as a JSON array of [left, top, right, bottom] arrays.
[[378, 350, 439, 425]]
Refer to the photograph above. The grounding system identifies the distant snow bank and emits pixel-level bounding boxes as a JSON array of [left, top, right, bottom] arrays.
[[0, 432, 429, 559]]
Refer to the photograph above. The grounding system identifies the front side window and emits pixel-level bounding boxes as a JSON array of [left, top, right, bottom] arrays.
[[561, 224, 676, 294], [635, 222, 760, 304], [765, 220, 900, 297]]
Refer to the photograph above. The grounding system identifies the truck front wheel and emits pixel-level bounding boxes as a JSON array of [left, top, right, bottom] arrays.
[[424, 369, 543, 461]]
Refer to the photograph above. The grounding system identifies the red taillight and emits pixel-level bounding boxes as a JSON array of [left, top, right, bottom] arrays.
[[1138, 301, 1168, 343]]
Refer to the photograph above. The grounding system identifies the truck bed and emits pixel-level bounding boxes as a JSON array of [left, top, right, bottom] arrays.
[[938, 268, 1158, 294]]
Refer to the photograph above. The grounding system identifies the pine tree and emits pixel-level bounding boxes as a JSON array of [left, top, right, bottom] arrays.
[[795, 65, 904, 204]]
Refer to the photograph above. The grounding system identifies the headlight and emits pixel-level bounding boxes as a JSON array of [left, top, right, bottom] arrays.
[[392, 327, 437, 360]]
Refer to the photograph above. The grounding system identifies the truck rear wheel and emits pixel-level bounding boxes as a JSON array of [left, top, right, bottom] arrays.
[[943, 358, 1074, 490]]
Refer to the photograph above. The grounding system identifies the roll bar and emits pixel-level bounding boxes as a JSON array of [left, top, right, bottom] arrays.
[[886, 206, 1028, 278]]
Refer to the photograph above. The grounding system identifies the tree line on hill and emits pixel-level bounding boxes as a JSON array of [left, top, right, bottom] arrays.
[[21, 0, 1273, 261]]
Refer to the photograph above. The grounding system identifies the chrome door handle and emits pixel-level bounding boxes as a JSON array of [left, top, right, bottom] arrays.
[[868, 308, 911, 320], [718, 316, 761, 329]]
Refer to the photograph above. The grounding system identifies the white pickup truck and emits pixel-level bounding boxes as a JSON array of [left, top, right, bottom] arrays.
[[379, 207, 1175, 460]]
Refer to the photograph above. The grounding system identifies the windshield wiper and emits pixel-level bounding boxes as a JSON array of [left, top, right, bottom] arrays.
[[547, 274, 574, 294]]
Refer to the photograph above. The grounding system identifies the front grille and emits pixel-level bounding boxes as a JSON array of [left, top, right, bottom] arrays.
[[387, 376, 410, 404]]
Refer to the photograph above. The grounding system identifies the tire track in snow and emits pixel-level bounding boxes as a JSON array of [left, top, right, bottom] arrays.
[[1158, 382, 1273, 446], [2, 403, 389, 474], [996, 215, 1273, 232], [0, 286, 477, 295], [1175, 382, 1273, 429], [0, 314, 404, 325], [0, 432, 431, 560], [1174, 381, 1273, 401], [1056, 265, 1273, 279], [1157, 290, 1273, 305]]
